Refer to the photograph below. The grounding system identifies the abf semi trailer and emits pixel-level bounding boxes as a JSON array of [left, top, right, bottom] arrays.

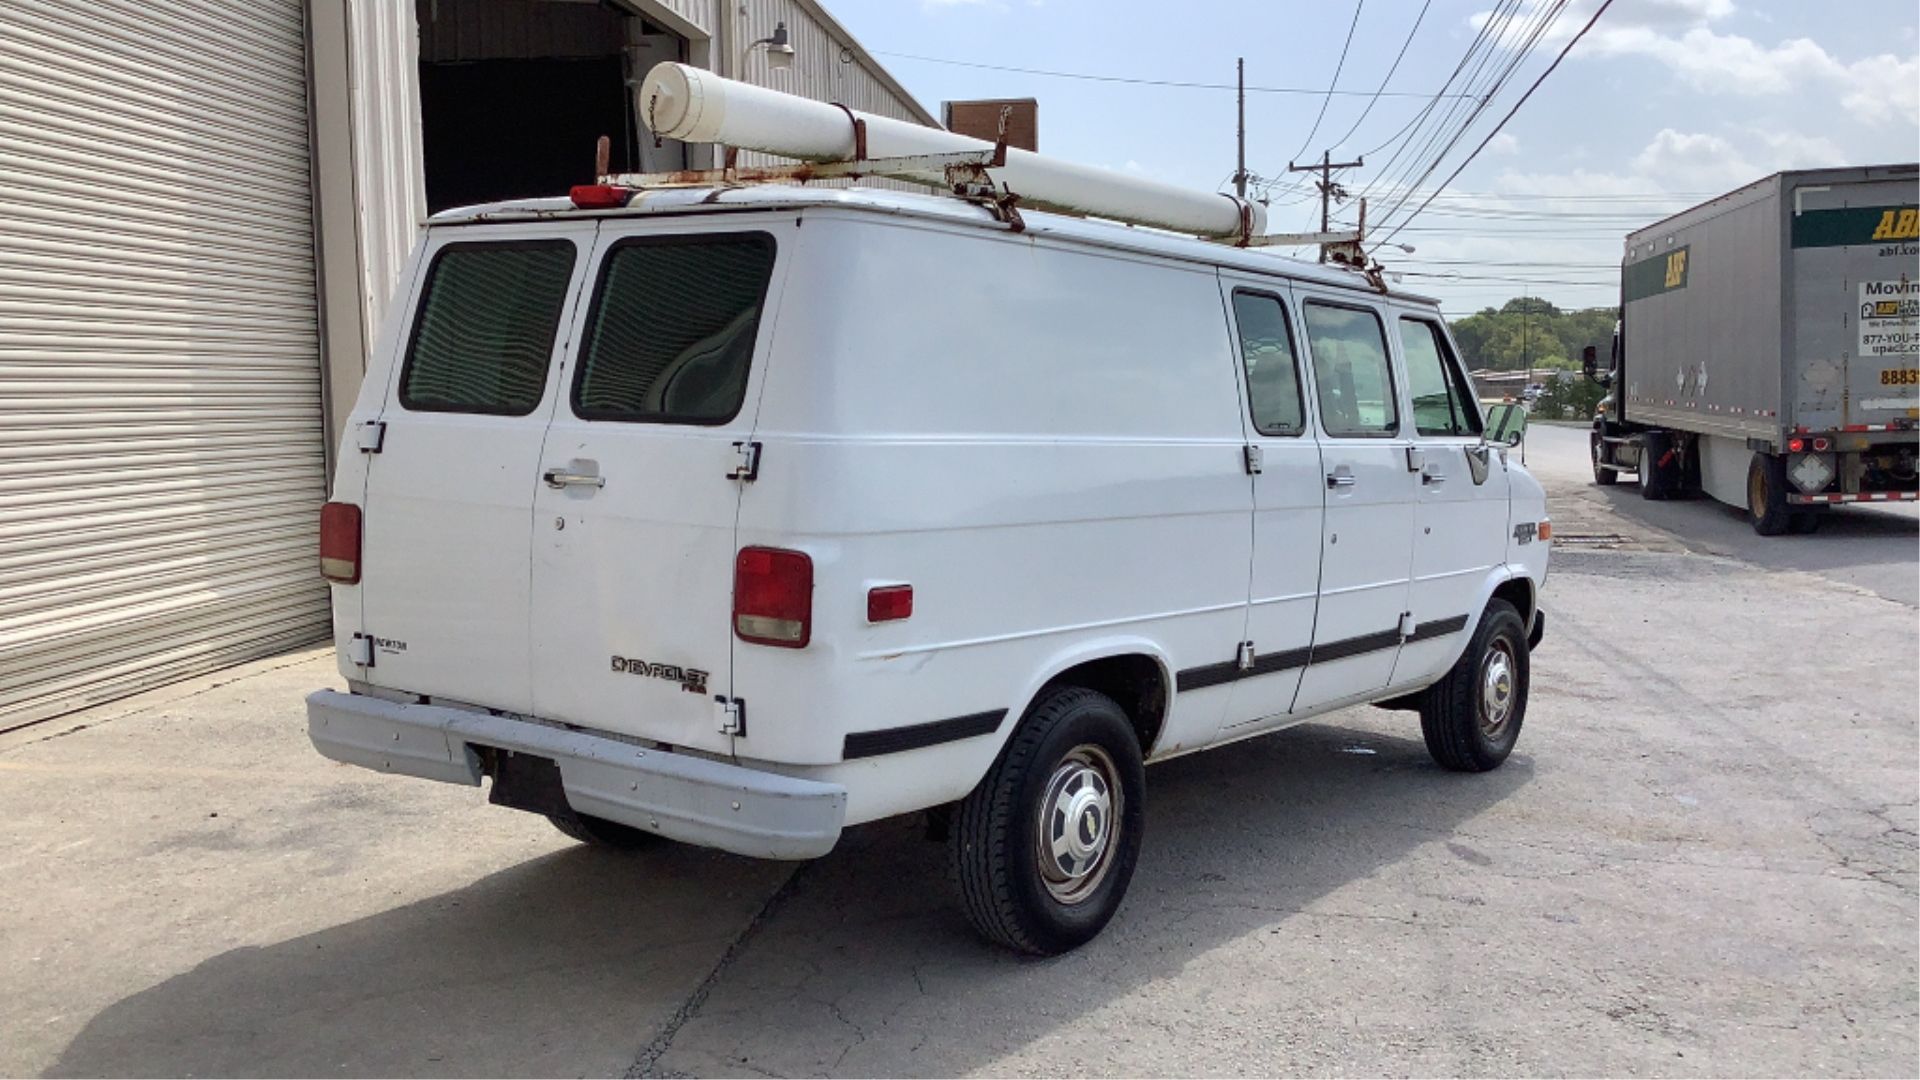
[[1588, 164, 1919, 534]]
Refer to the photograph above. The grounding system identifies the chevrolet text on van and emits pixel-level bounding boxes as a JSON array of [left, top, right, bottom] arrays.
[[306, 66, 1549, 954]]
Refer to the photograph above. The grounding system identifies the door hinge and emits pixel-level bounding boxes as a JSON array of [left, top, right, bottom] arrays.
[[1236, 641, 1256, 671], [715, 696, 747, 737], [1405, 445, 1425, 473], [347, 633, 375, 668], [357, 421, 386, 454], [1398, 612, 1416, 639], [728, 440, 762, 482], [1243, 444, 1263, 475]]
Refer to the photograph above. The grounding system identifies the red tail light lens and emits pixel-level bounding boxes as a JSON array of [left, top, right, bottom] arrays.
[[319, 502, 362, 584], [867, 584, 913, 623], [734, 547, 812, 647], [569, 184, 630, 210], [1788, 437, 1806, 452]]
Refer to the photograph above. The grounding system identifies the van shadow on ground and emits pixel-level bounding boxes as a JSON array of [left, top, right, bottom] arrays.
[[52, 720, 1530, 1078]]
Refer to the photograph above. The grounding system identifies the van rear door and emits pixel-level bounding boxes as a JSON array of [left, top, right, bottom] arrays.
[[357, 225, 598, 713], [528, 221, 790, 755]]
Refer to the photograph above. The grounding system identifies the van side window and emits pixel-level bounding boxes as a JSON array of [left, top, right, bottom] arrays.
[[1303, 301, 1398, 437], [1231, 291, 1306, 436], [1400, 318, 1484, 437], [573, 233, 776, 425], [399, 241, 576, 416]]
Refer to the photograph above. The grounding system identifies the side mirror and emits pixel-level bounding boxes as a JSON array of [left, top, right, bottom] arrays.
[[1581, 345, 1598, 379], [1485, 402, 1528, 447]]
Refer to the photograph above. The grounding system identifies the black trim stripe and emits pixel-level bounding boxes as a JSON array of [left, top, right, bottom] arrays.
[[1308, 628, 1403, 665], [843, 709, 1007, 760], [1174, 614, 1472, 693], [1175, 659, 1242, 692], [1406, 615, 1470, 643]]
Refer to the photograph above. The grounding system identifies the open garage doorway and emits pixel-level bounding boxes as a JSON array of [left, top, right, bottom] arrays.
[[416, 0, 690, 214]]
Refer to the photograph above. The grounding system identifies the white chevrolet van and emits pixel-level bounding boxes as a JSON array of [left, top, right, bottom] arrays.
[[308, 182, 1549, 954]]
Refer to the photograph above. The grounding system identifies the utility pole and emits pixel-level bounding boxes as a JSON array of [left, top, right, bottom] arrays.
[[1233, 58, 1247, 200], [1288, 150, 1364, 261]]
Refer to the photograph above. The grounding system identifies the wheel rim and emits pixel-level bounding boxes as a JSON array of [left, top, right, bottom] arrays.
[[1591, 436, 1603, 467], [1748, 466, 1767, 519], [1034, 744, 1122, 905], [1478, 639, 1518, 740]]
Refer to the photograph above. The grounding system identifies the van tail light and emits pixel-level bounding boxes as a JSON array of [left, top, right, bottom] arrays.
[[319, 502, 362, 584], [867, 584, 913, 623], [734, 547, 812, 647]]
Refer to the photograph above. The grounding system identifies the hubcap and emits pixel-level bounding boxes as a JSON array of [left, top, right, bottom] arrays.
[[1035, 745, 1122, 904], [1479, 640, 1517, 739]]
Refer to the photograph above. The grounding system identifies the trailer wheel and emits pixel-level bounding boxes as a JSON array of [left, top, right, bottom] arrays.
[[1590, 431, 1617, 486], [1419, 599, 1528, 773], [1790, 510, 1823, 535], [950, 686, 1145, 955], [1746, 453, 1795, 536], [1638, 432, 1674, 501]]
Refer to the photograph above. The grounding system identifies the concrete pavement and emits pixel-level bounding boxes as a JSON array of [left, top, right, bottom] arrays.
[[2, 430, 1914, 1077]]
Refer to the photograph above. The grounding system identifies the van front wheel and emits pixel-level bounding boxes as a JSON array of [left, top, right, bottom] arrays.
[[1419, 599, 1529, 772], [950, 686, 1146, 955]]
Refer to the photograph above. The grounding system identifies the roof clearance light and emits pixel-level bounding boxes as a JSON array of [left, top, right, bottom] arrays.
[[569, 184, 631, 210]]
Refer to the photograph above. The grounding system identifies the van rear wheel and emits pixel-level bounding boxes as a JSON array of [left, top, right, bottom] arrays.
[[950, 686, 1145, 955], [1419, 599, 1529, 772], [547, 809, 662, 850]]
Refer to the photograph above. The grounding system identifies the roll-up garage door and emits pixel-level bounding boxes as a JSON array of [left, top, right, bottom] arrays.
[[0, 0, 329, 728]]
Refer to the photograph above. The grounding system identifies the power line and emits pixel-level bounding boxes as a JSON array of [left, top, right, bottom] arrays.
[[1357, 0, 1527, 197], [1329, 0, 1435, 153], [1367, 0, 1572, 230], [869, 49, 1479, 99], [1374, 0, 1618, 251], [1289, 0, 1368, 162]]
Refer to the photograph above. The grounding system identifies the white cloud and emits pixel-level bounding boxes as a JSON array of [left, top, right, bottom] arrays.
[[1472, 0, 1919, 125], [1488, 131, 1521, 156]]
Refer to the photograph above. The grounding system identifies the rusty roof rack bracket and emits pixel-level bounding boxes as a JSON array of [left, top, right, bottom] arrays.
[[990, 105, 1012, 168], [831, 103, 869, 162]]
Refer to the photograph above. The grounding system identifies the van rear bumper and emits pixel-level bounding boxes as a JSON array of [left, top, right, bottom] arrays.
[[305, 690, 846, 859]]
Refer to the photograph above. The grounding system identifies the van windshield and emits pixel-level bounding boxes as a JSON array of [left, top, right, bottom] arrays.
[[572, 233, 777, 425]]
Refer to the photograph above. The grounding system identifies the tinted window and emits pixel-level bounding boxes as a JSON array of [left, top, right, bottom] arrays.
[[573, 233, 776, 424], [1232, 291, 1306, 436], [1400, 318, 1483, 437], [400, 242, 576, 415], [1303, 302, 1398, 437]]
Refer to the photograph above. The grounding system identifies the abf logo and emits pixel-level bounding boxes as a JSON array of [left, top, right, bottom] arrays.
[[1663, 249, 1688, 288], [1871, 208, 1920, 241]]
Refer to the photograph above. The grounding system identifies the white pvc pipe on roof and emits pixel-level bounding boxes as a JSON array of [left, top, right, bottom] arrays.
[[638, 62, 1265, 242]]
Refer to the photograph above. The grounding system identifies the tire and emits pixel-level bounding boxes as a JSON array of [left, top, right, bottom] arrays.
[[1419, 599, 1529, 772], [1591, 430, 1617, 486], [547, 809, 662, 850], [950, 686, 1146, 955], [1638, 432, 1673, 500], [1746, 453, 1794, 536], [1790, 510, 1822, 535]]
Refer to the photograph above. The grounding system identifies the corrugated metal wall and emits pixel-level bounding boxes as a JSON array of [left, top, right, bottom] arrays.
[[0, 0, 329, 728], [345, 0, 427, 355]]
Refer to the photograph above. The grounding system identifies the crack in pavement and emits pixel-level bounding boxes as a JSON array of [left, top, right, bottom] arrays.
[[624, 861, 813, 1079]]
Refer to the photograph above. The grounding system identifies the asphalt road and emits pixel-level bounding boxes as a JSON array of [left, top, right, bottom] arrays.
[[1522, 422, 1919, 607], [2, 440, 1914, 1077]]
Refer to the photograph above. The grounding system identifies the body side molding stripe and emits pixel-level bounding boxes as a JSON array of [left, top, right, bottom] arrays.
[[1174, 615, 1472, 693], [842, 709, 1007, 760]]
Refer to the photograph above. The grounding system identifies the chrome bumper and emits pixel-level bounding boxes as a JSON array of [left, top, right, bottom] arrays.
[[305, 689, 846, 859]]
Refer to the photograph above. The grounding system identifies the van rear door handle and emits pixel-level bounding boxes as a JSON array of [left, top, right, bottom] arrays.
[[544, 468, 606, 490]]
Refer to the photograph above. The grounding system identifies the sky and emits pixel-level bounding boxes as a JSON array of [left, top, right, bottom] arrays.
[[806, 0, 1919, 316]]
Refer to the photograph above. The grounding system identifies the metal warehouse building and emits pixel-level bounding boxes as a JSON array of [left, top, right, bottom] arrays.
[[0, 0, 937, 729]]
